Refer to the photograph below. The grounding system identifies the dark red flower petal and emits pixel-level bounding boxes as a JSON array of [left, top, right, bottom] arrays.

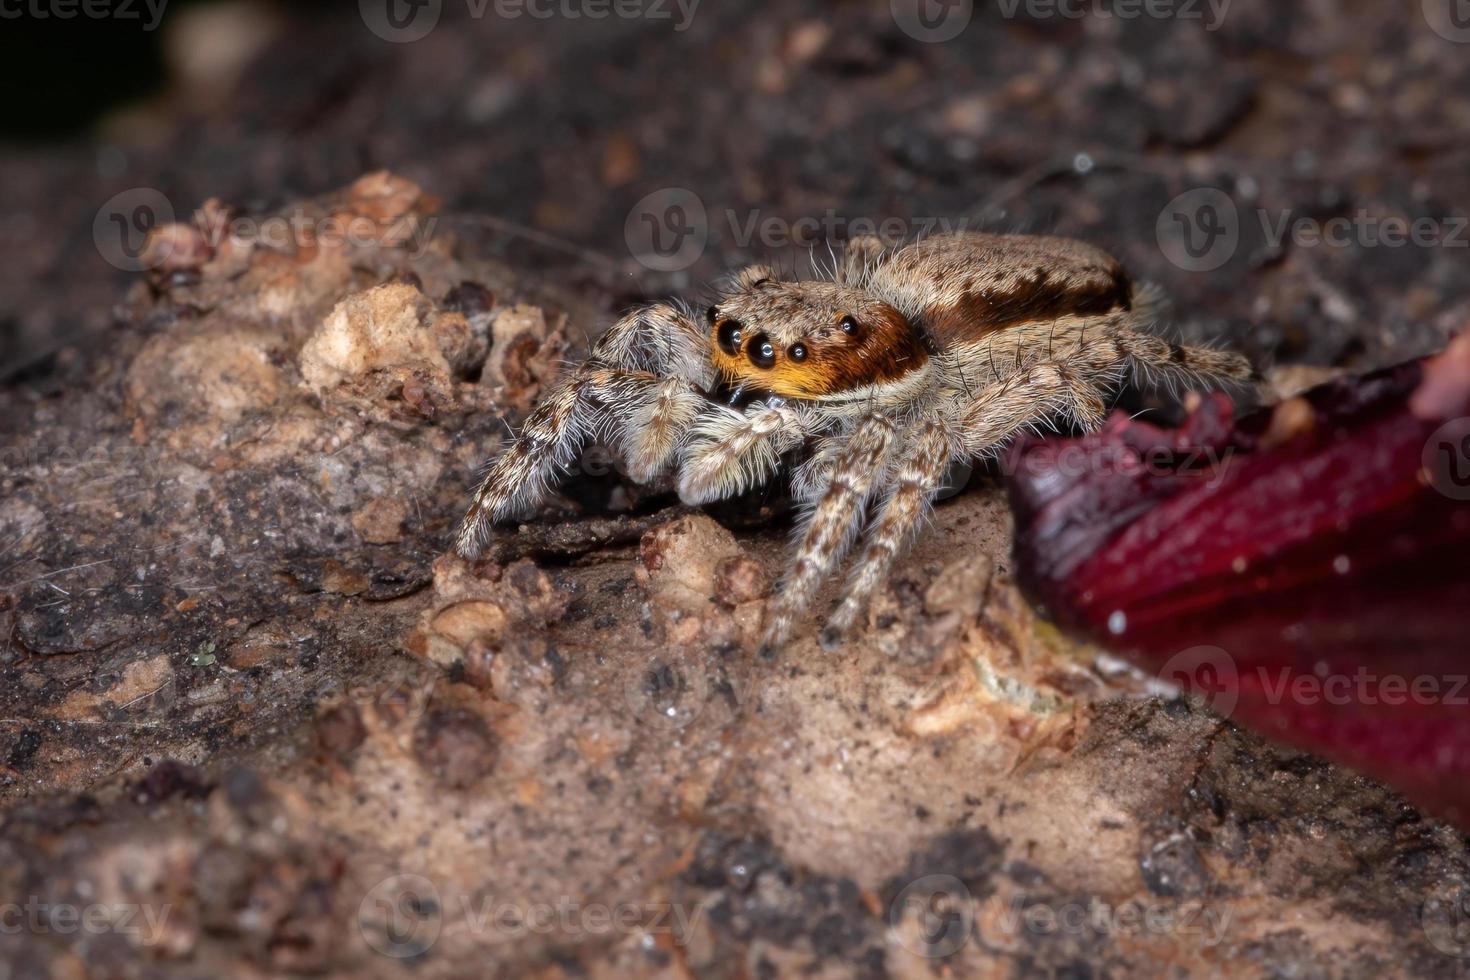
[[1009, 334, 1470, 826]]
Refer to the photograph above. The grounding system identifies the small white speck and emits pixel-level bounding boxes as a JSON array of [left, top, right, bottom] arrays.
[[1231, 556, 1247, 574], [1073, 152, 1095, 174], [1108, 610, 1127, 635], [1333, 555, 1351, 575]]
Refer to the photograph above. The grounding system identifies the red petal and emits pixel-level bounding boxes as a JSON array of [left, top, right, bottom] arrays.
[[1010, 334, 1470, 826]]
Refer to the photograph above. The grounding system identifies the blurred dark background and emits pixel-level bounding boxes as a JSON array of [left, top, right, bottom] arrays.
[[3, 0, 1468, 382]]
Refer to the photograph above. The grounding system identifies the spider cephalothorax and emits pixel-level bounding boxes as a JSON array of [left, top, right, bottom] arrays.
[[708, 275, 930, 402], [457, 232, 1252, 656]]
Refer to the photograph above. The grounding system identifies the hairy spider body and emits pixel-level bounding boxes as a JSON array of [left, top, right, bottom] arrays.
[[457, 232, 1252, 655]]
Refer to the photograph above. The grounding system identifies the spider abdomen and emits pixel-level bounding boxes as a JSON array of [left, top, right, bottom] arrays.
[[865, 233, 1137, 348]]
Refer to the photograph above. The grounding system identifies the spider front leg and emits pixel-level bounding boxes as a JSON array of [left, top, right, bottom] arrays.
[[821, 418, 957, 647], [759, 413, 898, 657], [820, 360, 1114, 646], [675, 399, 808, 505], [456, 304, 709, 558]]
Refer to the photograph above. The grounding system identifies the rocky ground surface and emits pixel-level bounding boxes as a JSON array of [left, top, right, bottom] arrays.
[[3, 1, 1470, 977]]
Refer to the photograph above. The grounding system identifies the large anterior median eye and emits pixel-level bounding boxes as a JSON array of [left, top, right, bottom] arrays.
[[717, 318, 743, 355], [748, 334, 777, 369]]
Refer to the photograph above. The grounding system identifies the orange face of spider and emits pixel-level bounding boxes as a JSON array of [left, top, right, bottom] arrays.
[[707, 279, 929, 400]]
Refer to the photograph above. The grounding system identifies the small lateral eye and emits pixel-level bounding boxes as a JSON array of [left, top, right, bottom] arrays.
[[788, 343, 808, 362], [748, 334, 777, 369], [840, 315, 860, 335], [706, 305, 720, 325]]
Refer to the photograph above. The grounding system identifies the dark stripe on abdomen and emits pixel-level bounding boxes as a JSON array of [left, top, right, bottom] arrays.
[[925, 265, 1133, 346]]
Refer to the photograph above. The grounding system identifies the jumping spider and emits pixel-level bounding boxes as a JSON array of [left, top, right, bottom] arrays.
[[457, 232, 1252, 655]]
